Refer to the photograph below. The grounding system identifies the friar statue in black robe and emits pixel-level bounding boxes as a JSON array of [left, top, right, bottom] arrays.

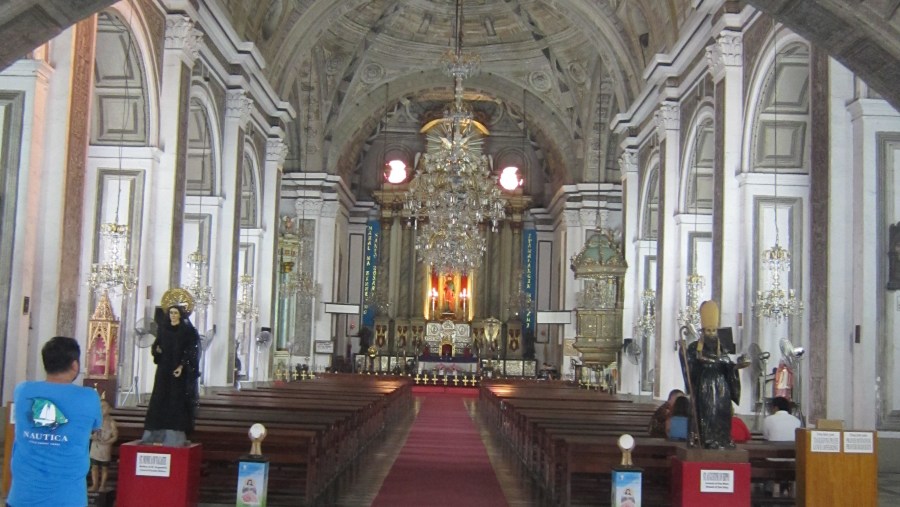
[[142, 289, 200, 447], [683, 300, 741, 449]]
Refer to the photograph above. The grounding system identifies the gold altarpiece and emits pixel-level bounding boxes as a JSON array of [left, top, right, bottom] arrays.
[[370, 185, 536, 376], [84, 292, 120, 404]]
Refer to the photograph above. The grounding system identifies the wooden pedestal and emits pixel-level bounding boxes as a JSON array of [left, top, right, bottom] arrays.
[[796, 428, 877, 506]]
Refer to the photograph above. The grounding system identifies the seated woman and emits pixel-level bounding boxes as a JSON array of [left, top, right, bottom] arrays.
[[731, 416, 752, 443], [667, 396, 692, 441]]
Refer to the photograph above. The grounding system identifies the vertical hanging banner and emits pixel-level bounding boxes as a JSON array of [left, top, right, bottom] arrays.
[[522, 229, 537, 335], [362, 220, 380, 328]]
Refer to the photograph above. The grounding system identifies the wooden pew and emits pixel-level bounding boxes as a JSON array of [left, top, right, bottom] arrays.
[[478, 381, 796, 506], [110, 375, 412, 505]]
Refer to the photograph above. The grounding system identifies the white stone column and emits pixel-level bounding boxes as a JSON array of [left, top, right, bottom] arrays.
[[619, 147, 640, 393], [313, 200, 340, 372], [0, 57, 53, 397], [258, 137, 287, 333], [209, 88, 252, 386], [848, 98, 900, 429], [655, 101, 683, 398], [149, 15, 202, 302], [558, 207, 586, 379], [707, 31, 746, 375], [825, 62, 856, 423]]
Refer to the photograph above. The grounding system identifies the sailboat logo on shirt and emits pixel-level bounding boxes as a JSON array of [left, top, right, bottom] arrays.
[[31, 398, 68, 429]]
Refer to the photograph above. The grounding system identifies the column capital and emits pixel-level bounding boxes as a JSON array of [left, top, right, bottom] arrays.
[[295, 198, 323, 218], [654, 102, 680, 140], [266, 137, 289, 168], [617, 148, 638, 175], [165, 15, 203, 65], [706, 31, 743, 82], [321, 201, 339, 219], [563, 209, 581, 228], [226, 89, 254, 128]]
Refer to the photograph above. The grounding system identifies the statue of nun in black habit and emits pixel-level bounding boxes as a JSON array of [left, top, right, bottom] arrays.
[[142, 289, 200, 447], [682, 300, 741, 449]]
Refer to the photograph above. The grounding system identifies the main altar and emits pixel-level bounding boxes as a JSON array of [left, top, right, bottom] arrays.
[[361, 184, 537, 379]]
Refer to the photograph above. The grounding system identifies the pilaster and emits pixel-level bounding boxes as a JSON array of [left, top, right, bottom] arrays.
[[258, 137, 287, 338], [708, 30, 745, 366], [655, 100, 683, 397], [152, 15, 203, 307], [619, 146, 640, 393], [209, 87, 252, 386]]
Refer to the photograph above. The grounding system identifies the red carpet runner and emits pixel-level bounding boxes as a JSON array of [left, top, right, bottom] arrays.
[[371, 391, 509, 507]]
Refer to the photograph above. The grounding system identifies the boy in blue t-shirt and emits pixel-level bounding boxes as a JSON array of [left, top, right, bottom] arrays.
[[8, 336, 102, 507]]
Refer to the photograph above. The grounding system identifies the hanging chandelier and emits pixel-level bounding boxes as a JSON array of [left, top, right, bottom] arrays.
[[636, 288, 656, 338], [183, 250, 214, 310], [753, 32, 802, 323], [88, 223, 138, 296], [754, 242, 802, 321], [677, 272, 704, 331], [294, 224, 320, 302], [236, 273, 259, 322], [403, 0, 507, 275]]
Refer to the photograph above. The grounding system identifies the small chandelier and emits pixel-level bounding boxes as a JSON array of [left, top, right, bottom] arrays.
[[507, 267, 533, 318], [754, 242, 803, 322], [183, 250, 214, 310], [294, 210, 320, 301], [677, 272, 705, 331], [236, 273, 259, 322], [88, 223, 138, 296], [636, 288, 656, 338]]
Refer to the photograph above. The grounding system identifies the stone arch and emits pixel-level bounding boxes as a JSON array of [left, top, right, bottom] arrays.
[[679, 106, 715, 214]]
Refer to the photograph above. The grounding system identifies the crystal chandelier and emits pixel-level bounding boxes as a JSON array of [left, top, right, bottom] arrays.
[[294, 209, 320, 301], [236, 273, 259, 322], [636, 288, 656, 338], [88, 223, 138, 295], [507, 267, 533, 317], [677, 272, 704, 331], [754, 242, 802, 322], [183, 250, 214, 310], [403, 0, 506, 275], [752, 36, 802, 323]]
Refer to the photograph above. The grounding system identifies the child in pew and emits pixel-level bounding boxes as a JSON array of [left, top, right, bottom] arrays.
[[666, 396, 691, 441], [89, 399, 118, 492]]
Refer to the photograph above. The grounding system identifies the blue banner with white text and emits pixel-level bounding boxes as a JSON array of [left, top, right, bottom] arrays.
[[522, 229, 537, 335], [362, 220, 380, 328]]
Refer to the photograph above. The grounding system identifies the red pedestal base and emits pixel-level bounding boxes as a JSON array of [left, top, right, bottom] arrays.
[[672, 457, 750, 507], [116, 441, 202, 507]]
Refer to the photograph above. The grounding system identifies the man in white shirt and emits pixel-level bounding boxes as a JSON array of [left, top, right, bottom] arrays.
[[764, 396, 802, 441]]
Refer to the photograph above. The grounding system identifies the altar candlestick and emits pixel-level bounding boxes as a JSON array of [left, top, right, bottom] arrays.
[[460, 288, 468, 320], [430, 288, 438, 320]]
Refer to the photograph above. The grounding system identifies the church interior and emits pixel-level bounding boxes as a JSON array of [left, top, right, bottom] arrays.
[[1, 0, 900, 504]]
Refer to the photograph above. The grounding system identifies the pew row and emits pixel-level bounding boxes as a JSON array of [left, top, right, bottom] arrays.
[[111, 374, 412, 505]]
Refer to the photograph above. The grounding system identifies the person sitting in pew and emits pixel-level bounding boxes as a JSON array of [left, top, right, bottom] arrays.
[[649, 388, 684, 437], [731, 415, 751, 443], [764, 396, 802, 441], [667, 395, 691, 441]]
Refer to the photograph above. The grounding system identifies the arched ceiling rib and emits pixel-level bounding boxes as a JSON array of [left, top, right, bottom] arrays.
[[258, 0, 652, 187]]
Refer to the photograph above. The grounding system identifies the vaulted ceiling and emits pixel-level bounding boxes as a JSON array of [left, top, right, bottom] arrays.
[[1, 0, 899, 200]]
